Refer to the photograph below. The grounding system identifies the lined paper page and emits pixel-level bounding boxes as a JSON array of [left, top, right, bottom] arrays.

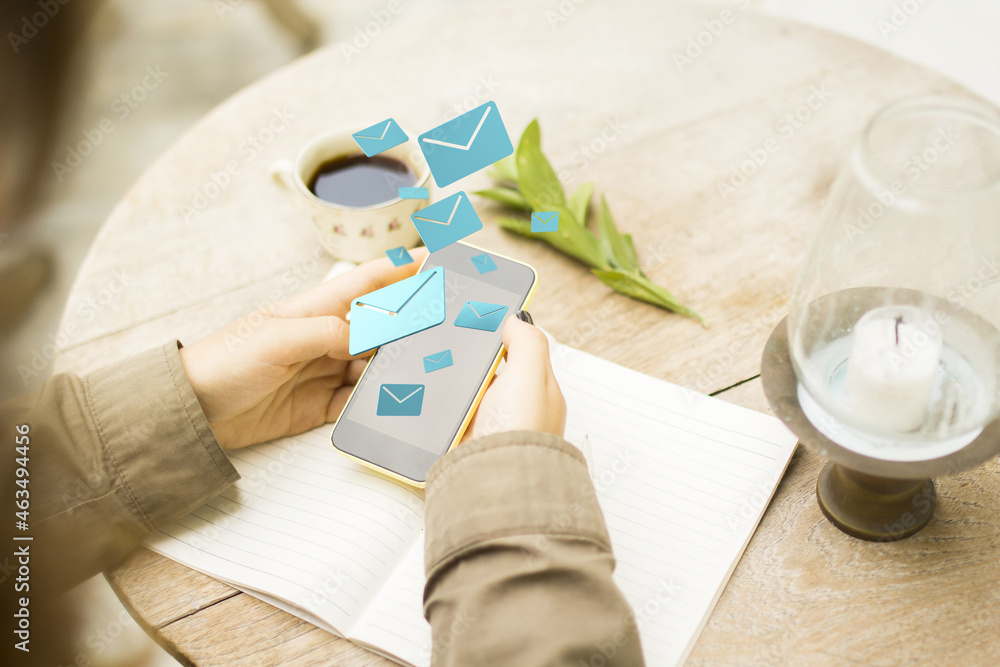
[[551, 344, 797, 666], [144, 428, 425, 637], [350, 538, 432, 666]]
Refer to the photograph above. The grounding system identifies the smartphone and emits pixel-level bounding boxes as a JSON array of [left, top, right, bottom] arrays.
[[331, 242, 538, 487]]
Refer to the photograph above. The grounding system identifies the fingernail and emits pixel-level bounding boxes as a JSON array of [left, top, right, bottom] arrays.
[[515, 309, 533, 325]]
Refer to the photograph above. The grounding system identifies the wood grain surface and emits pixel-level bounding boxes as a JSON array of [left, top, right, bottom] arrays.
[[52, 1, 999, 664]]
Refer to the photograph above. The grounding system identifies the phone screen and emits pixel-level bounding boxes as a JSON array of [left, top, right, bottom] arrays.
[[332, 243, 536, 481]]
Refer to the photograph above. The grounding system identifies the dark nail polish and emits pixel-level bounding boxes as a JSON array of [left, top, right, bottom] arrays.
[[515, 310, 533, 325]]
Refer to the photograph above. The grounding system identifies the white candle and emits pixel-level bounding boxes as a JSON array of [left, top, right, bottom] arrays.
[[841, 306, 943, 433]]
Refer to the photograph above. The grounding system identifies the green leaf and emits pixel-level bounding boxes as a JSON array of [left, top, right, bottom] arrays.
[[596, 195, 637, 272], [488, 154, 519, 185], [568, 182, 594, 225], [498, 215, 533, 235], [473, 187, 532, 210], [593, 269, 707, 326], [500, 205, 608, 270], [516, 119, 567, 209], [620, 233, 645, 278]]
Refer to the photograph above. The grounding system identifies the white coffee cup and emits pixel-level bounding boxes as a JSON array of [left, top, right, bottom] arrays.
[[271, 127, 430, 263]]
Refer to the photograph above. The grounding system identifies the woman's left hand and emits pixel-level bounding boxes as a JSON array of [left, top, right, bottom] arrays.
[[179, 248, 427, 450]]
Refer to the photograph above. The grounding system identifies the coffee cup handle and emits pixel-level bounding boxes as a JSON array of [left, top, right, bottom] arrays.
[[270, 158, 296, 191]]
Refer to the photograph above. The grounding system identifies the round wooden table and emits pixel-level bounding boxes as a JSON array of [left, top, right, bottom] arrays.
[[55, 1, 1000, 664]]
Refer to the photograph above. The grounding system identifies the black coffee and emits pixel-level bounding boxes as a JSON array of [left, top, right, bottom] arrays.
[[308, 154, 416, 207]]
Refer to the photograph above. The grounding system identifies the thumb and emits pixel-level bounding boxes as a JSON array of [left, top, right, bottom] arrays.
[[248, 315, 354, 366], [501, 315, 555, 381]]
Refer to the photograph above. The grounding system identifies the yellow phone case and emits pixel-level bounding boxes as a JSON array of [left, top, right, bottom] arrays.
[[331, 243, 538, 488]]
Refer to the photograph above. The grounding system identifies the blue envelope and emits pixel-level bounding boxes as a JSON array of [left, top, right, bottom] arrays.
[[398, 187, 428, 200], [470, 253, 497, 274], [410, 192, 483, 253], [418, 101, 514, 187], [352, 118, 408, 157], [349, 267, 445, 355], [423, 349, 453, 373], [454, 301, 508, 332], [376, 384, 424, 416], [531, 211, 559, 233], [384, 246, 413, 267]]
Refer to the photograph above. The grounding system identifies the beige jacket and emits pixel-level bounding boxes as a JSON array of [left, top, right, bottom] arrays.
[[0, 343, 642, 666]]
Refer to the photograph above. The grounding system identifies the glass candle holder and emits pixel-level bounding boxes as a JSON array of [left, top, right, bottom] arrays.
[[764, 96, 1000, 540]]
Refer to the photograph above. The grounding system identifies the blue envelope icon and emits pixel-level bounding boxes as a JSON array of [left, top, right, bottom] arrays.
[[454, 301, 508, 332], [470, 253, 497, 274], [377, 384, 424, 416], [410, 192, 483, 253], [385, 246, 413, 266], [398, 187, 428, 200], [418, 101, 514, 187], [531, 211, 559, 233], [349, 266, 446, 355], [352, 118, 408, 157], [423, 349, 453, 373]]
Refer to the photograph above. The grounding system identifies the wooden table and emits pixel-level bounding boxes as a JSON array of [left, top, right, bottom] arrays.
[[55, 1, 1000, 664]]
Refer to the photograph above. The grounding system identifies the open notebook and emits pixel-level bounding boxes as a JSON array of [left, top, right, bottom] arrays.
[[145, 343, 797, 666]]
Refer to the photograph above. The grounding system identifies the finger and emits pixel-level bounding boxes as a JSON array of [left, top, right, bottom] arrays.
[[327, 384, 359, 422], [500, 316, 555, 382], [345, 358, 368, 385], [296, 356, 350, 383], [250, 314, 355, 366], [273, 247, 430, 319]]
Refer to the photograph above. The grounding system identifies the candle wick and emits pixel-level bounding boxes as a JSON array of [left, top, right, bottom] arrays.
[[894, 316, 903, 345]]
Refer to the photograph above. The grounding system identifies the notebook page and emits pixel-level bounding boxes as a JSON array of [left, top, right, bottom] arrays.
[[350, 537, 432, 667], [144, 427, 425, 636], [550, 344, 797, 666]]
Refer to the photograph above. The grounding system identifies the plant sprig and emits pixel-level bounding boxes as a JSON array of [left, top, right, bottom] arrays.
[[475, 120, 706, 327]]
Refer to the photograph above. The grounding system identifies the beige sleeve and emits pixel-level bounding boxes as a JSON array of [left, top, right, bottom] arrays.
[[1, 341, 238, 592], [423, 431, 644, 666]]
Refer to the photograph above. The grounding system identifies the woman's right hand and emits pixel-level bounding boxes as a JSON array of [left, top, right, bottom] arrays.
[[463, 314, 566, 442]]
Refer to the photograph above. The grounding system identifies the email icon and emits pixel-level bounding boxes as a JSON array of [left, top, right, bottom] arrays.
[[531, 211, 559, 233], [349, 266, 446, 355], [470, 253, 497, 274], [352, 118, 408, 157], [423, 349, 453, 373], [398, 187, 428, 200], [454, 301, 508, 332], [418, 101, 514, 187], [410, 191, 483, 253], [377, 384, 425, 416], [385, 246, 414, 267]]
